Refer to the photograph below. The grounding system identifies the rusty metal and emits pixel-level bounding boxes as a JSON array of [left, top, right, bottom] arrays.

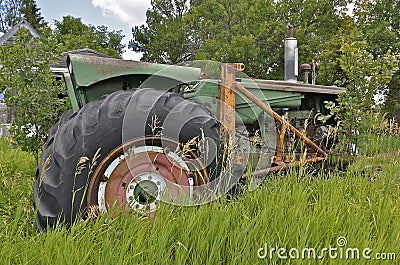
[[287, 23, 295, 38], [219, 64, 237, 143], [242, 157, 326, 179], [274, 113, 288, 165], [235, 82, 328, 158], [87, 136, 208, 212], [300, 64, 312, 84], [227, 63, 245, 72]]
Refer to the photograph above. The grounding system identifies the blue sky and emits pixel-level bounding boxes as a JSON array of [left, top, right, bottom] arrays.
[[36, 0, 151, 60]]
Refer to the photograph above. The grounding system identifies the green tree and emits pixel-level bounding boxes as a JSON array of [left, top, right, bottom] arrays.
[[353, 0, 400, 119], [54, 16, 125, 58], [383, 74, 400, 122], [130, 0, 284, 76], [325, 32, 398, 153], [354, 0, 400, 56], [20, 0, 46, 31], [0, 0, 22, 32], [130, 0, 350, 80], [129, 0, 191, 64], [0, 29, 68, 166], [316, 17, 359, 86], [185, 0, 278, 78], [0, 0, 45, 32]]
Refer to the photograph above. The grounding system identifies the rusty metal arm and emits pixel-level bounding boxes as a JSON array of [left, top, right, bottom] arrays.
[[241, 157, 325, 179], [235, 82, 328, 158]]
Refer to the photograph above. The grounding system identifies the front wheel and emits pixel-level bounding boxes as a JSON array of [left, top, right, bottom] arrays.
[[33, 89, 223, 230]]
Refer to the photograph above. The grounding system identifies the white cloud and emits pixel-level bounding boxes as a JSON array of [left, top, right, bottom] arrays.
[[91, 0, 151, 26]]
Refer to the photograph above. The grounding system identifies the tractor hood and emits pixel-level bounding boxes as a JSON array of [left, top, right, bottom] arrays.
[[65, 55, 202, 110], [67, 54, 202, 88]]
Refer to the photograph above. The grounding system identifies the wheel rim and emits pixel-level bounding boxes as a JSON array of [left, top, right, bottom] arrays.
[[87, 137, 209, 213]]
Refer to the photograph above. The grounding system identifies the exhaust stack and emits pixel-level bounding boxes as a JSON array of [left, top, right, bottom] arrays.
[[284, 24, 298, 82]]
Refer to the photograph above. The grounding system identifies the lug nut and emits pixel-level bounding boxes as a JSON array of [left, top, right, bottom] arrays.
[[164, 147, 170, 154]]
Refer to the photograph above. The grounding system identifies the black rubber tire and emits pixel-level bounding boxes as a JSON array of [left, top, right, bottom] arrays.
[[33, 109, 74, 216], [46, 109, 74, 142], [33, 89, 221, 230]]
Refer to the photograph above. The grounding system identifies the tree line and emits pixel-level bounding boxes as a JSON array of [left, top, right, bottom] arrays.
[[130, 0, 399, 83]]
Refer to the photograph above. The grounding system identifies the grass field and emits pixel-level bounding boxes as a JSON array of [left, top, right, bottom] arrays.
[[1, 135, 400, 264]]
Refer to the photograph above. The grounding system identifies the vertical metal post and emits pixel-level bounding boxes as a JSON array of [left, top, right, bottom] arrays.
[[219, 64, 236, 143], [275, 113, 287, 165]]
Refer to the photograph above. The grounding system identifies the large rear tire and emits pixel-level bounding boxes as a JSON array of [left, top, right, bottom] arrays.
[[33, 89, 222, 230]]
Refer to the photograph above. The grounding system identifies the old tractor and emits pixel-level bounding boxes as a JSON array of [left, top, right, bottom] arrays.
[[33, 32, 344, 230]]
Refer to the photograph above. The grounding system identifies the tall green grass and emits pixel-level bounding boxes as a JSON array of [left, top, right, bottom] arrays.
[[1, 136, 400, 264], [0, 138, 36, 232]]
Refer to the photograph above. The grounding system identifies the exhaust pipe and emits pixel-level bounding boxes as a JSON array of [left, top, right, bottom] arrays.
[[284, 24, 298, 82]]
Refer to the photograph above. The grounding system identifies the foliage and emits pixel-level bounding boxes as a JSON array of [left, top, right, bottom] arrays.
[[0, 29, 69, 166], [129, 0, 191, 64], [0, 0, 45, 32], [353, 0, 400, 119], [185, 0, 280, 78], [0, 0, 22, 32], [323, 32, 398, 153], [130, 0, 350, 79], [53, 15, 125, 58], [20, 0, 46, 31], [315, 17, 358, 86], [354, 0, 400, 56], [383, 72, 400, 121]]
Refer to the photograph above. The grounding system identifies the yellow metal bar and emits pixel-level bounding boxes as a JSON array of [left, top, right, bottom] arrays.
[[274, 113, 288, 165], [219, 64, 236, 141]]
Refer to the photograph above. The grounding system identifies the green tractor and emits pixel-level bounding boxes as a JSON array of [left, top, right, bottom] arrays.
[[33, 35, 344, 230]]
